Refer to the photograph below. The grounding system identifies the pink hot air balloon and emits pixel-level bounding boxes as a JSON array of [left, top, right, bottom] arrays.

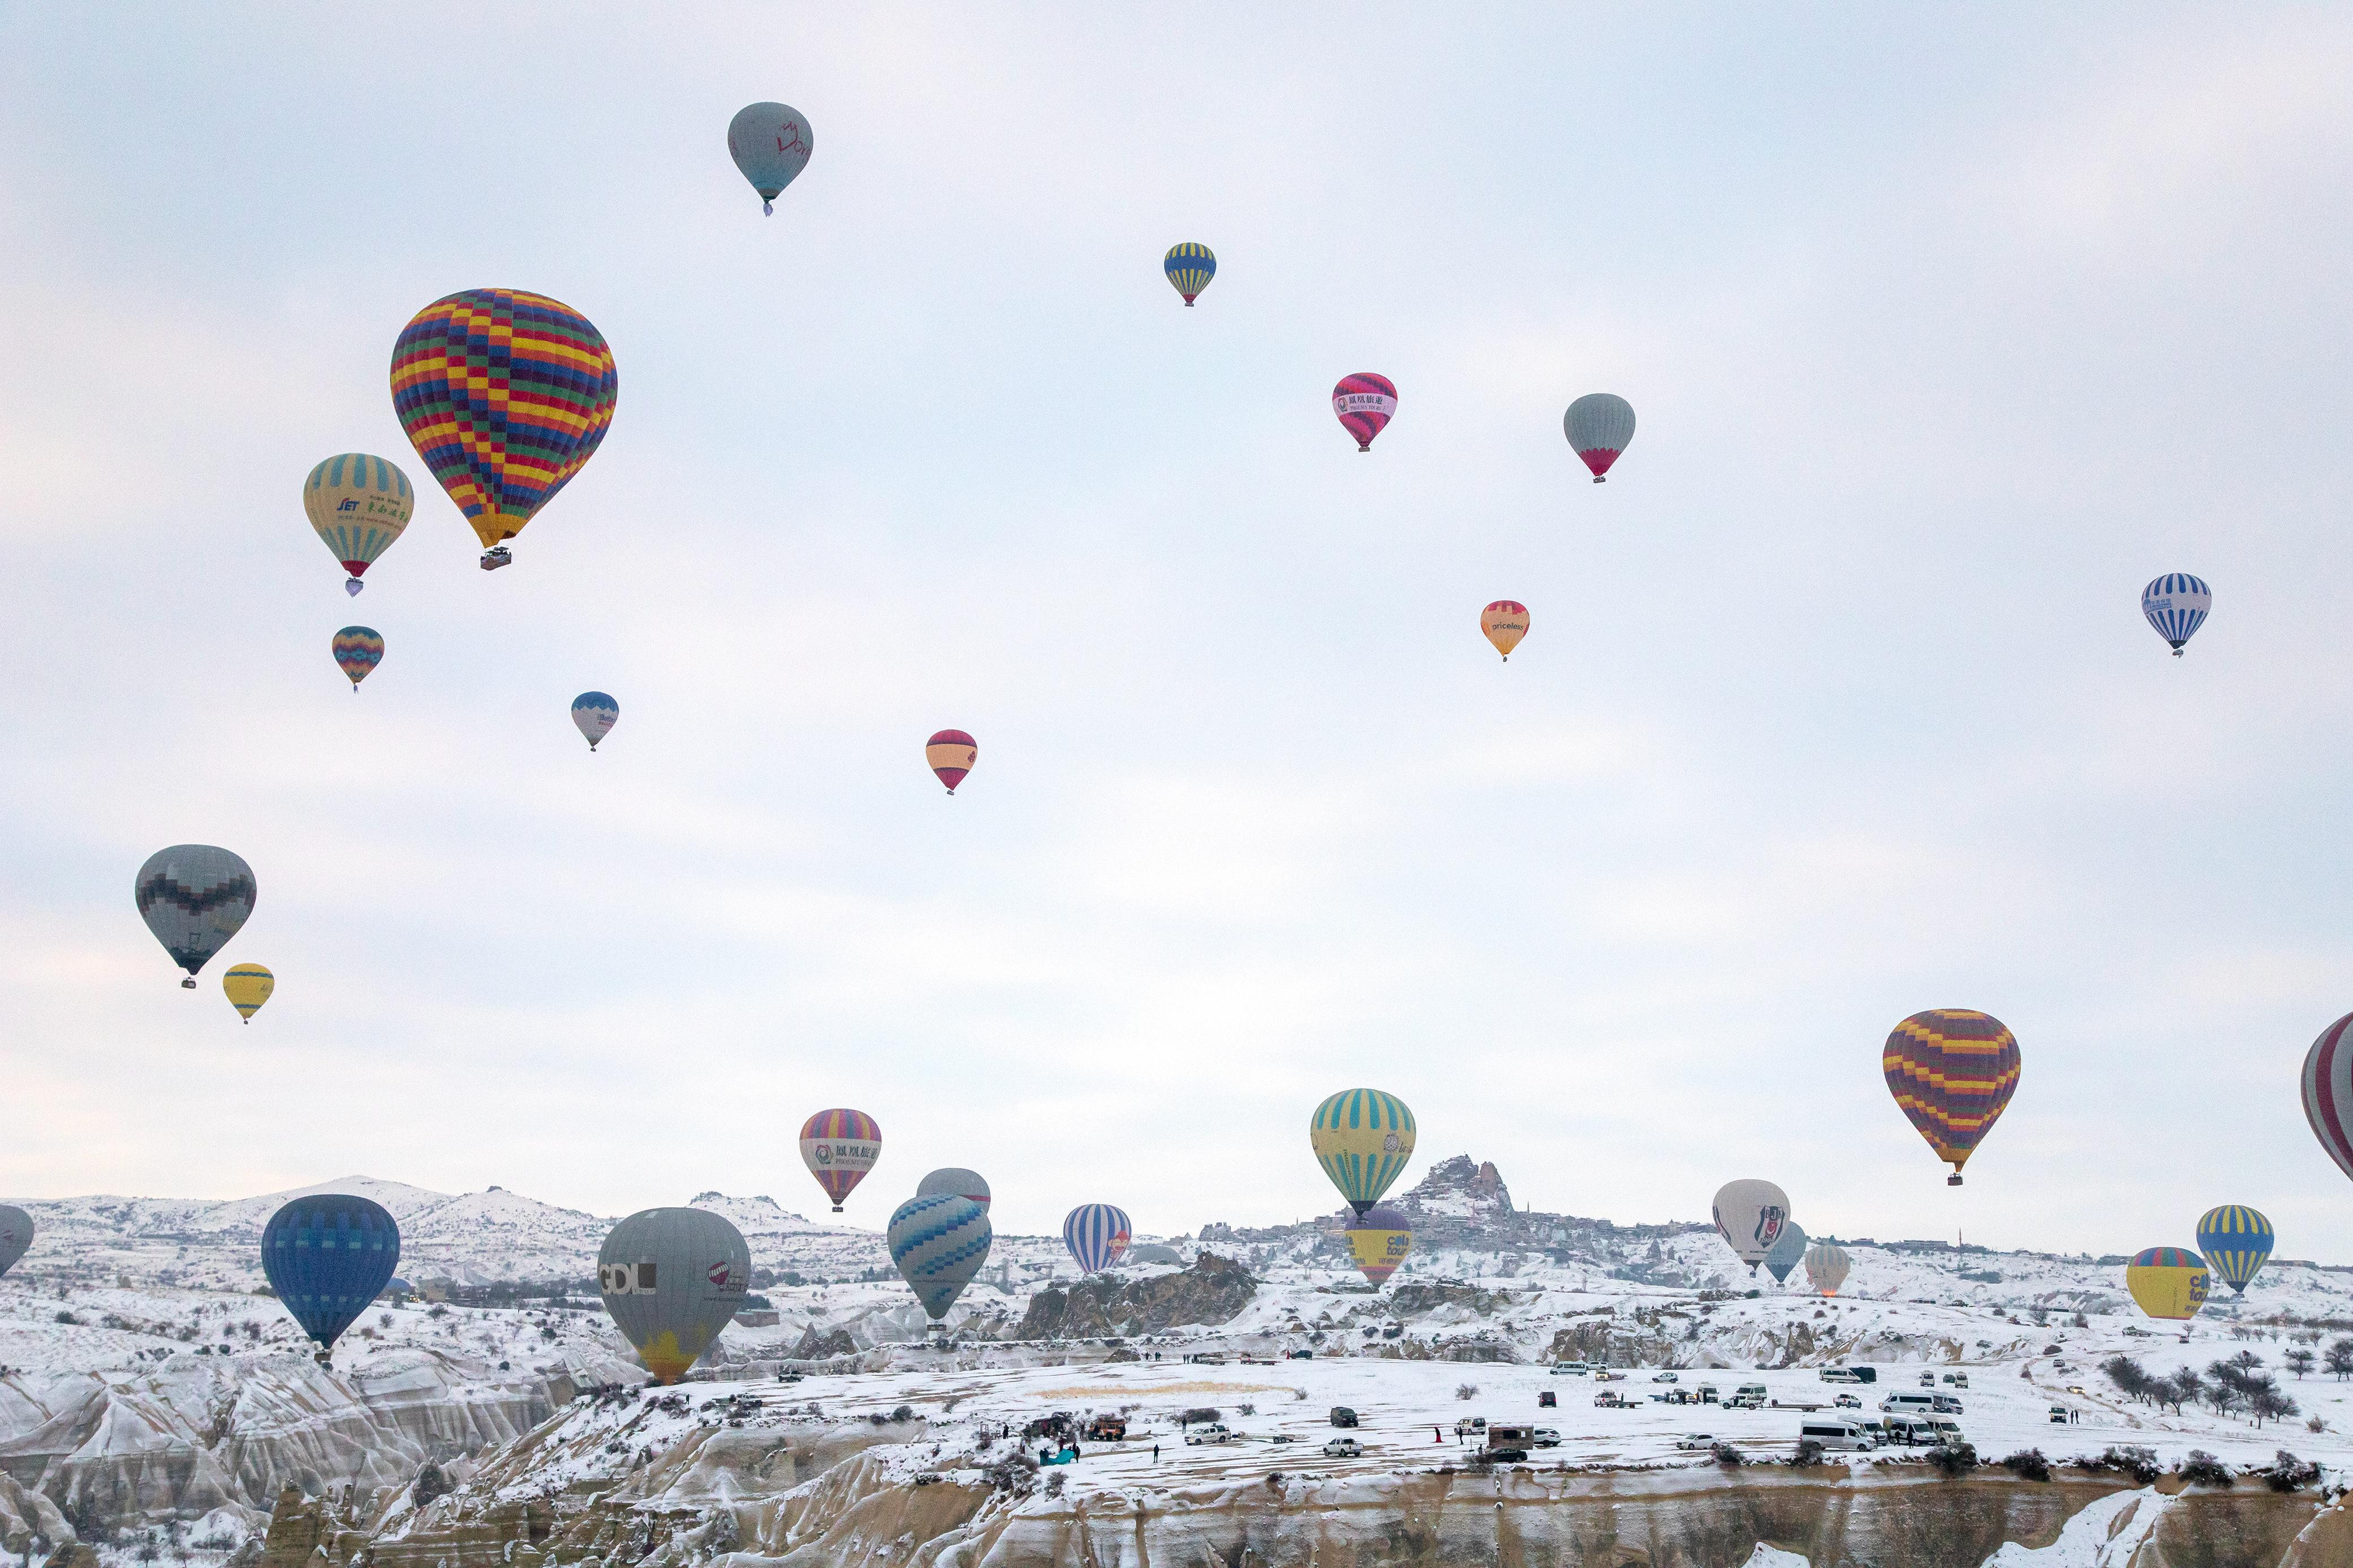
[[2303, 1011, 2353, 1187], [926, 730, 976, 794], [1332, 373, 1397, 452]]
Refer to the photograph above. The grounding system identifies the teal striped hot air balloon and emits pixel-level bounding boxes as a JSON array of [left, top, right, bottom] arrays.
[[1309, 1088, 1417, 1216], [889, 1193, 993, 1332], [2195, 1205, 2274, 1296]]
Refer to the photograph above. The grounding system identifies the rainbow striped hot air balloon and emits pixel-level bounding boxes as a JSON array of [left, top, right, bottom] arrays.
[[1884, 1009, 2021, 1185], [2195, 1205, 2274, 1297], [1332, 374, 1397, 452], [798, 1109, 881, 1212], [1063, 1204, 1133, 1275], [1481, 601, 1528, 661], [332, 627, 383, 691], [1344, 1204, 1413, 1288], [1164, 243, 1216, 306], [926, 730, 976, 794], [391, 289, 617, 568], [1309, 1088, 1416, 1216], [2126, 1246, 2210, 1323]]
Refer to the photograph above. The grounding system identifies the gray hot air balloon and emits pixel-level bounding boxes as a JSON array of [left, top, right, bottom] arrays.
[[888, 1193, 992, 1339], [1763, 1221, 1808, 1286], [1711, 1178, 1791, 1271], [597, 1207, 751, 1383], [0, 1206, 32, 1281], [1565, 392, 1637, 482], [135, 845, 256, 988], [917, 1168, 991, 1211], [1804, 1240, 1852, 1297]]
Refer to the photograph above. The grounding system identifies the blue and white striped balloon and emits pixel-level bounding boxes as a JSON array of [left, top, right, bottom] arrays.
[[2141, 574, 2210, 657], [1062, 1204, 1133, 1275], [887, 1193, 993, 1323]]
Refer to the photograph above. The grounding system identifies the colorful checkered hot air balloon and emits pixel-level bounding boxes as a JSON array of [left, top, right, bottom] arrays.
[[1332, 374, 1397, 452], [1344, 1205, 1413, 1288], [727, 102, 815, 216], [1309, 1088, 1416, 1216], [2126, 1246, 2210, 1322], [391, 289, 617, 569], [1481, 601, 1528, 661], [926, 730, 976, 794], [1564, 393, 1636, 482], [303, 454, 413, 596], [1062, 1204, 1133, 1275], [2195, 1206, 2274, 1297], [1164, 243, 1216, 305], [331, 627, 383, 691], [1883, 1009, 2021, 1185], [798, 1109, 881, 1213], [2141, 574, 2211, 658]]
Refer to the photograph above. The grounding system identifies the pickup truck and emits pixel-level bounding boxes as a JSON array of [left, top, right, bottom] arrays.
[[1323, 1437, 1362, 1458], [1593, 1392, 1631, 1409], [1183, 1424, 1235, 1446]]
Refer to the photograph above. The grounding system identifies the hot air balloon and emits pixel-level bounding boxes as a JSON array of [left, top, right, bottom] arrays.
[[391, 288, 617, 571], [1164, 243, 1216, 305], [1764, 1221, 1808, 1286], [926, 730, 976, 794], [574, 692, 618, 751], [1884, 1009, 2020, 1185], [1063, 1204, 1133, 1275], [1480, 601, 1528, 661], [2303, 1012, 2353, 1188], [1712, 1180, 1791, 1271], [2126, 1247, 2210, 1323], [333, 627, 383, 691], [260, 1194, 400, 1365], [0, 1207, 31, 1282], [136, 846, 255, 988], [1344, 1204, 1413, 1288], [918, 1168, 992, 1211], [889, 1193, 993, 1336], [223, 964, 274, 1023], [1309, 1089, 1416, 1216], [2141, 574, 2211, 658], [1564, 394, 1636, 482], [727, 102, 815, 215], [1803, 1240, 1851, 1297], [798, 1109, 882, 1213], [1332, 374, 1397, 452], [598, 1207, 751, 1383], [2195, 1206, 2274, 1297], [304, 454, 414, 596]]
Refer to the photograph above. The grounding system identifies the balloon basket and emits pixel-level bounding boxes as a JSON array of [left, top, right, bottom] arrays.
[[345, 580, 364, 597], [2172, 648, 2185, 658], [1947, 1174, 1963, 1187], [180, 978, 196, 990], [831, 1205, 843, 1213], [762, 200, 774, 216], [1593, 476, 1606, 484]]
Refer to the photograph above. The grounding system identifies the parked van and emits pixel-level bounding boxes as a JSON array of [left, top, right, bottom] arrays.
[[1930, 1395, 1964, 1414], [1922, 1416, 1966, 1446], [1550, 1362, 1592, 1376], [1819, 1368, 1861, 1384], [1943, 1372, 1970, 1388], [1735, 1384, 1769, 1403], [1879, 1393, 1937, 1415], [1799, 1419, 1876, 1452]]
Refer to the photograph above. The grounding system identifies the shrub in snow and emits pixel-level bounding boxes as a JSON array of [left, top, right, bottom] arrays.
[[1791, 1440, 1825, 1467], [2177, 1451, 2233, 1488], [2087, 1445, 2161, 1484], [2261, 1451, 2321, 1493], [1929, 1442, 1977, 1479], [1179, 1407, 1220, 1427], [1999, 1449, 2051, 1482], [1042, 1472, 1065, 1499], [1710, 1443, 1744, 1467], [54, 1311, 78, 1326], [1455, 1384, 1479, 1400], [986, 1452, 1037, 1495], [1238, 1403, 1256, 1417]]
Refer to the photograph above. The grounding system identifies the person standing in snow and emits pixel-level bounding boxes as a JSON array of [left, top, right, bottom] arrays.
[[1152, 1443, 1160, 1462]]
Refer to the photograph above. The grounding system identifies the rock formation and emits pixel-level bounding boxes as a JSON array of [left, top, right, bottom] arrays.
[[1015, 1254, 1257, 1339]]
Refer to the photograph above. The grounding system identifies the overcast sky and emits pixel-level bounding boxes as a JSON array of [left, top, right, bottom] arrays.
[[6, 6, 2353, 1262]]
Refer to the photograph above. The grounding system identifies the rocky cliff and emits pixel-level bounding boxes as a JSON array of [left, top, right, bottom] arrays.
[[1015, 1254, 1258, 1340]]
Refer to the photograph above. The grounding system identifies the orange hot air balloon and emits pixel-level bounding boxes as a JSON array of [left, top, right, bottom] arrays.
[[926, 730, 976, 794], [1884, 1009, 2021, 1185], [1481, 601, 1529, 661]]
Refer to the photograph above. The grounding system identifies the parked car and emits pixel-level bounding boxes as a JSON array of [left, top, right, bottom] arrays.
[[1532, 1428, 1561, 1448], [2048, 1406, 2072, 1425], [1329, 1407, 1358, 1428], [2067, 1386, 2088, 1397], [1593, 1392, 1631, 1408], [1322, 1437, 1362, 1458], [1673, 1433, 1715, 1451], [1917, 1372, 1936, 1387], [1537, 1390, 1557, 1408], [1287, 1350, 1313, 1360], [1652, 1372, 1679, 1384], [1550, 1361, 1592, 1376], [1943, 1373, 1969, 1388], [1184, 1424, 1235, 1446], [1593, 1370, 1626, 1383], [1833, 1394, 1863, 1410], [1696, 1384, 1720, 1404], [1455, 1417, 1487, 1435], [1799, 1419, 1876, 1452], [1482, 1424, 1535, 1462], [1724, 1395, 1763, 1411]]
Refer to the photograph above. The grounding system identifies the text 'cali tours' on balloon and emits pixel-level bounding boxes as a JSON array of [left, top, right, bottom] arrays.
[[889, 1193, 993, 1336], [574, 693, 618, 752], [0, 1207, 32, 1282], [261, 1194, 400, 1365], [1164, 243, 1215, 306], [136, 845, 255, 988], [919, 1168, 991, 1210], [926, 730, 976, 794], [599, 1207, 750, 1383], [2196, 1205, 2274, 1297], [1803, 1239, 1850, 1297], [304, 454, 413, 596], [1481, 601, 1528, 661], [799, 1108, 882, 1213], [1564, 394, 1636, 483], [1763, 1221, 1808, 1286], [333, 627, 383, 691], [728, 102, 814, 216], [1333, 374, 1397, 452], [223, 964, 274, 1023], [2299, 1012, 2353, 1192], [1063, 1204, 1133, 1275], [1345, 1204, 1413, 1289], [1310, 1088, 1416, 1216], [391, 288, 617, 571], [1712, 1179, 1791, 1271], [1884, 1009, 2020, 1185], [2126, 1246, 2210, 1323], [2142, 574, 2211, 658]]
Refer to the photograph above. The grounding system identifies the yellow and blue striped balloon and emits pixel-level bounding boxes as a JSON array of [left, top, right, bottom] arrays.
[[1163, 243, 1216, 306], [2195, 1204, 2274, 1295], [1309, 1088, 1416, 1216]]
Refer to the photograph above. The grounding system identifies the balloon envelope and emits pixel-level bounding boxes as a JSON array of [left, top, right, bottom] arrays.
[[1481, 601, 1528, 660], [1712, 1180, 1792, 1268], [799, 1108, 882, 1212], [1164, 243, 1216, 304], [223, 964, 274, 1022], [1332, 374, 1397, 451], [889, 1193, 993, 1324], [918, 1168, 991, 1210], [2141, 574, 2211, 655], [333, 627, 383, 689], [136, 846, 255, 984], [391, 288, 618, 553], [1344, 1204, 1413, 1288], [1564, 394, 1636, 482], [926, 730, 976, 793], [1884, 1009, 2020, 1183], [1764, 1221, 1808, 1285], [2303, 1012, 2353, 1190], [1309, 1088, 1417, 1216], [727, 102, 815, 214], [260, 1194, 400, 1358], [2126, 1246, 2210, 1321], [598, 1207, 751, 1383], [304, 454, 413, 590], [1803, 1241, 1851, 1297], [0, 1206, 31, 1281], [2195, 1205, 2274, 1297], [1063, 1204, 1133, 1275], [574, 692, 618, 750]]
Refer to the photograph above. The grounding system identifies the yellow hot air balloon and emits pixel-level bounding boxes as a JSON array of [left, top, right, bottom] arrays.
[[223, 964, 274, 1023], [1480, 601, 1528, 661], [2125, 1247, 2209, 1322], [1309, 1088, 1417, 1215], [304, 456, 414, 596]]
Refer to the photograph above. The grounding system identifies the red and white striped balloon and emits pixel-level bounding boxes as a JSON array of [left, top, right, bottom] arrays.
[[2300, 1012, 2353, 1184]]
